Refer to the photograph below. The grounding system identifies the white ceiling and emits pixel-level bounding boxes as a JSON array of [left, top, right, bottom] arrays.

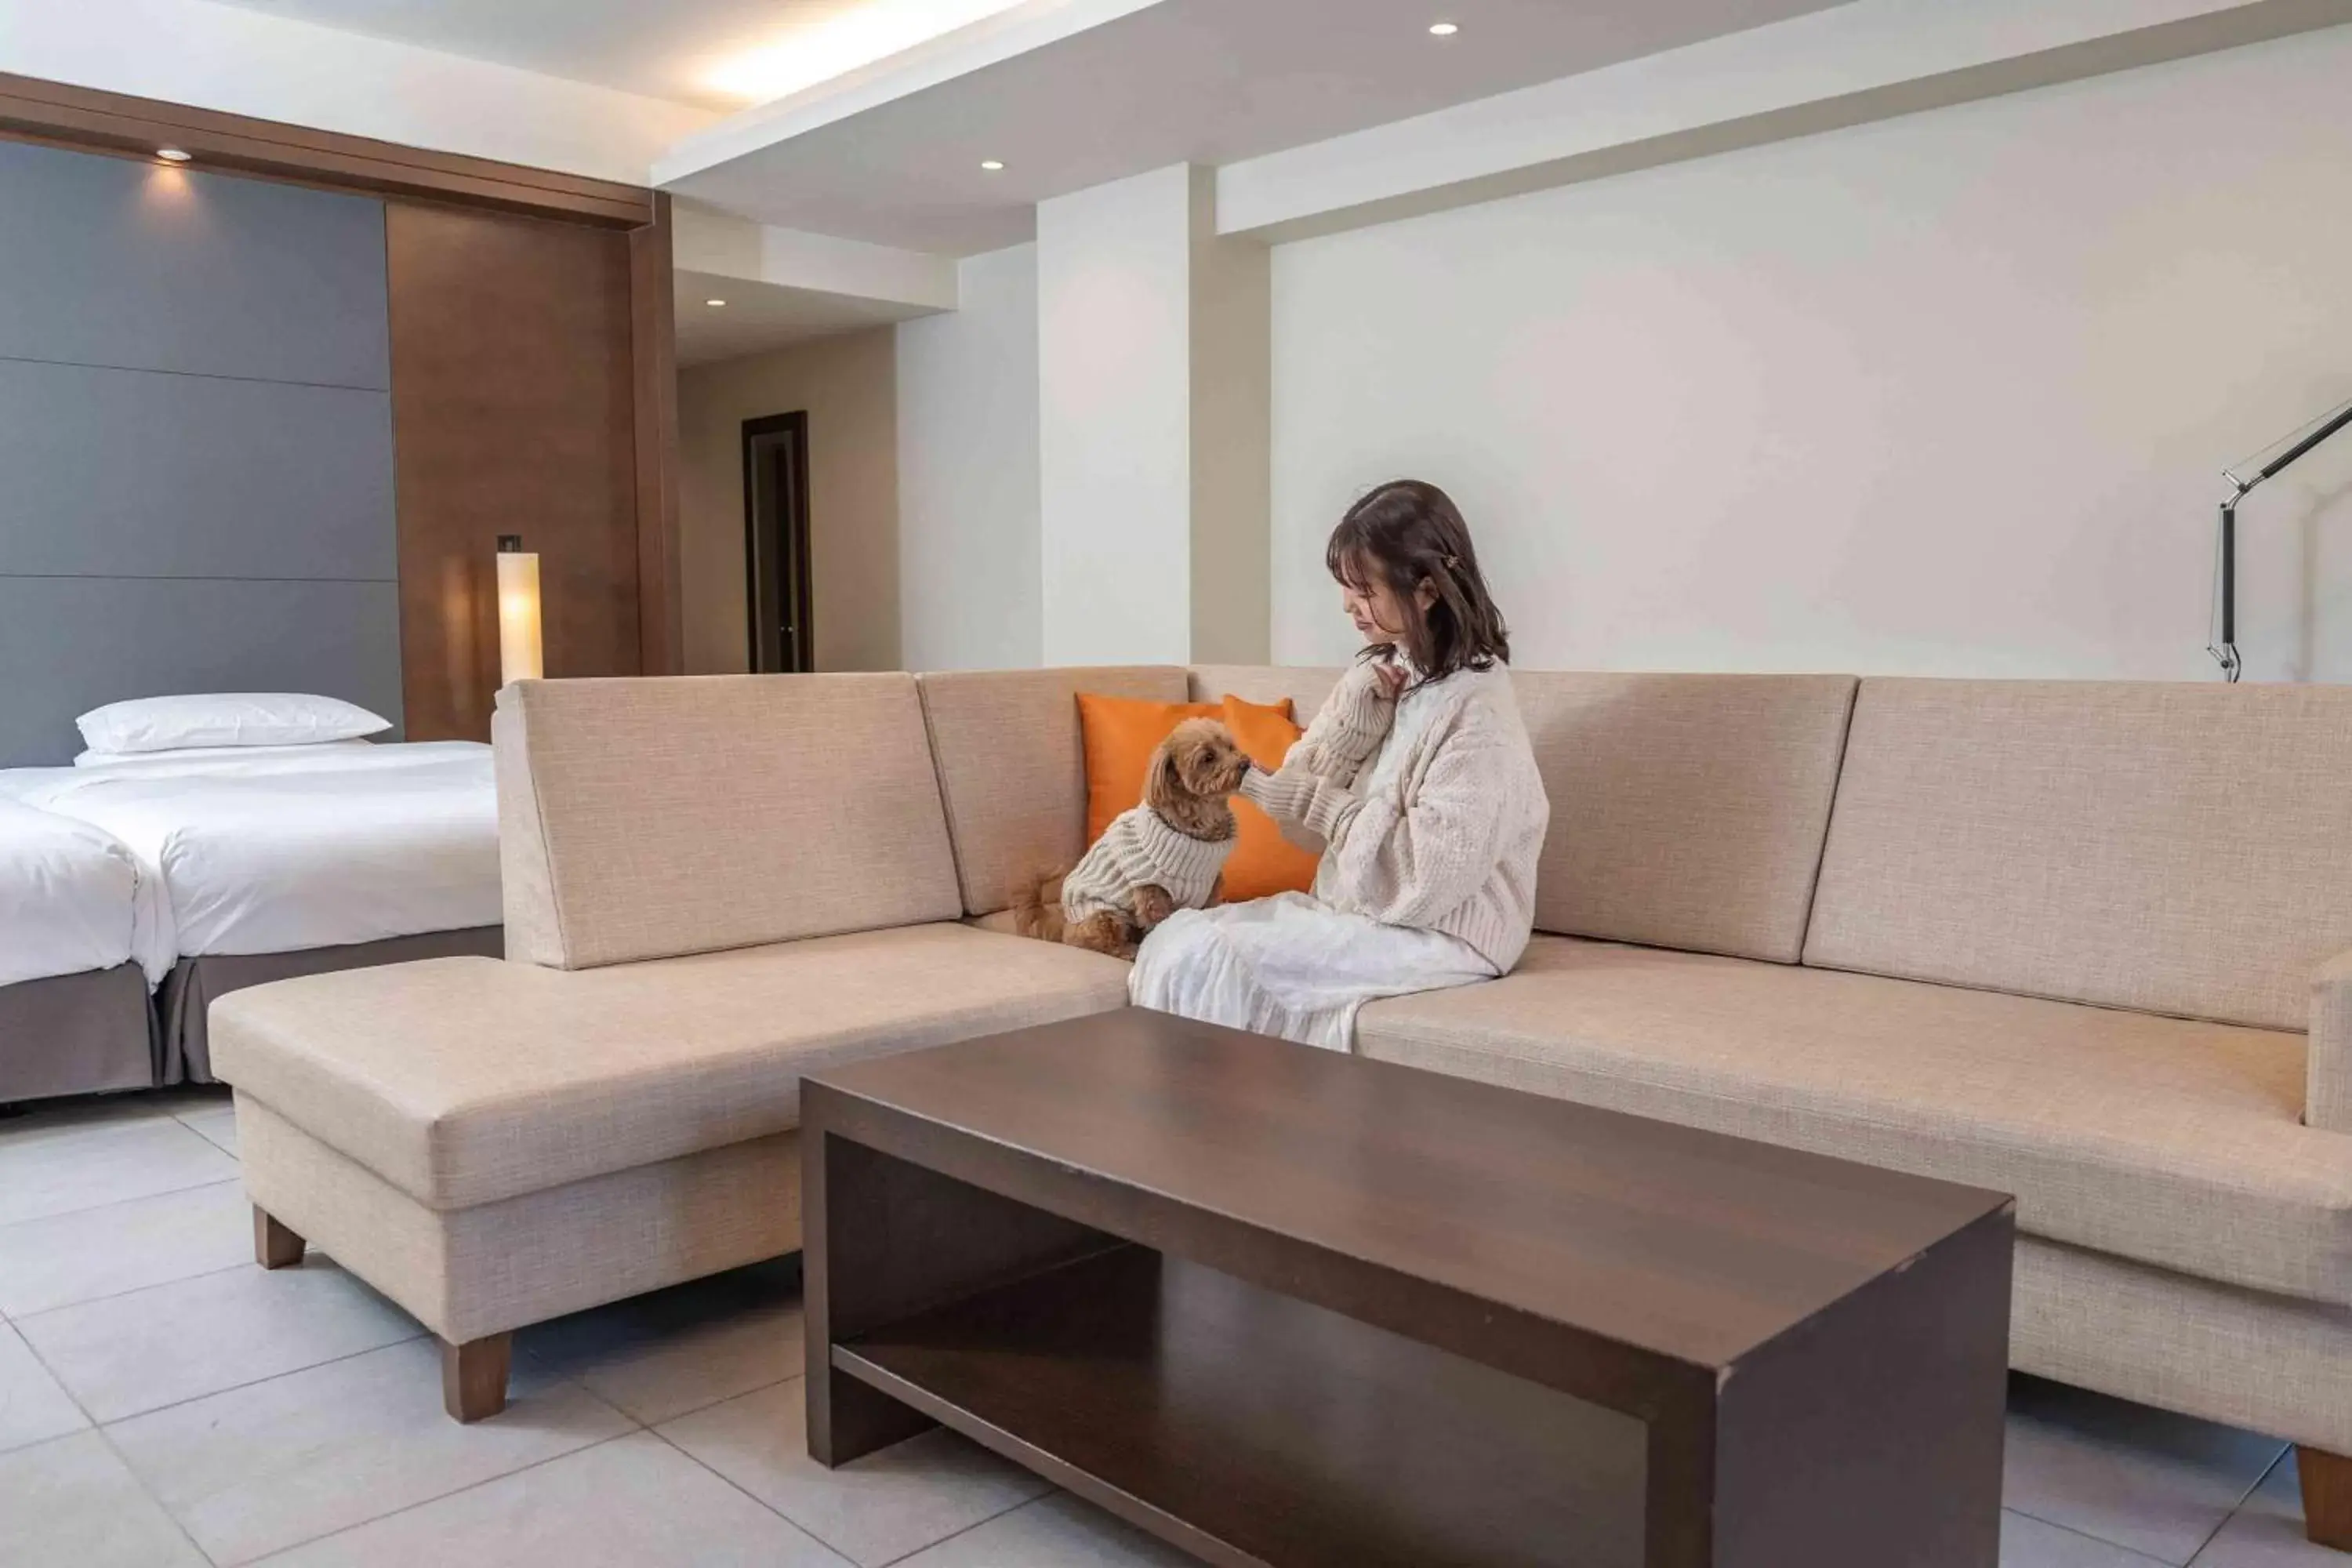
[[208, 0, 1852, 253], [659, 0, 1850, 253], [675, 270, 942, 365], [201, 0, 1032, 110]]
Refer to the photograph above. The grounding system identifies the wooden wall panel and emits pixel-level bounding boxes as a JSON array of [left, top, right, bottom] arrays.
[[388, 202, 642, 740]]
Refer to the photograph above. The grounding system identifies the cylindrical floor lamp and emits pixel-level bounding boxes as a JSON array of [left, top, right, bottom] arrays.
[[496, 535, 543, 685]]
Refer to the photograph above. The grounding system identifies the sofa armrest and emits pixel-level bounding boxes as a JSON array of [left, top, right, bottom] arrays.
[[2311, 949, 2352, 1131]]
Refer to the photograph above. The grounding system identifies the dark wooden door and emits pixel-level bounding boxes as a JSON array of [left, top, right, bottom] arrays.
[[743, 410, 813, 674]]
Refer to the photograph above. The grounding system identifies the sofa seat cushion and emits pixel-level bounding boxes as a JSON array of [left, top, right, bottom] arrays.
[[210, 924, 1131, 1212], [1356, 938, 2352, 1305]]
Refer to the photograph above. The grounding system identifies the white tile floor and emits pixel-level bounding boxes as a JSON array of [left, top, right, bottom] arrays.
[[0, 1087, 2338, 1568]]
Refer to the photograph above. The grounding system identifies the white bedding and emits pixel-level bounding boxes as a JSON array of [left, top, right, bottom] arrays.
[[0, 742, 499, 960], [0, 798, 171, 989]]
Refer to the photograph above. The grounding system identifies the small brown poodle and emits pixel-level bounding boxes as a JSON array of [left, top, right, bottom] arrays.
[[1013, 717, 1253, 959]]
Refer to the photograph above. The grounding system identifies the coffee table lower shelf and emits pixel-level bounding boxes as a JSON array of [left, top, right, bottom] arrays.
[[829, 1243, 1649, 1568]]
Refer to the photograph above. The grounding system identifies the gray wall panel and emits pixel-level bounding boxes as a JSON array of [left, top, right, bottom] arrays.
[[0, 579, 405, 766], [0, 140, 390, 390], [0, 140, 401, 767], [0, 360, 395, 580]]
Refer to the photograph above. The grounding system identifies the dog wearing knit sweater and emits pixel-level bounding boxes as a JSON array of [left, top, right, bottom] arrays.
[[1014, 717, 1253, 959]]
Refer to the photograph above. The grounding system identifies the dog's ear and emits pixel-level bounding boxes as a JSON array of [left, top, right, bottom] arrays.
[[1143, 738, 1183, 812]]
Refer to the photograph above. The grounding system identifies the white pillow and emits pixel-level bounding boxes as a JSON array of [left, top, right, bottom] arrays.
[[76, 694, 391, 756], [71, 739, 376, 770]]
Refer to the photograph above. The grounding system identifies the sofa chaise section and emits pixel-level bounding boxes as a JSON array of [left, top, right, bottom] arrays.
[[213, 673, 1130, 1421]]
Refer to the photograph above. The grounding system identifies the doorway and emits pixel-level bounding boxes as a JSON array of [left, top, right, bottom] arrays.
[[742, 411, 813, 673]]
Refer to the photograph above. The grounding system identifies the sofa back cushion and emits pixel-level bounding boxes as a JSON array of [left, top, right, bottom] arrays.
[[1189, 665, 1342, 726], [495, 674, 961, 970], [1806, 679, 2352, 1029], [918, 666, 1186, 916], [1518, 673, 1857, 963]]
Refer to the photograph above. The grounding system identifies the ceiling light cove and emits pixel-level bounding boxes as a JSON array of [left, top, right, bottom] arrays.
[[1428, 21, 1460, 36], [704, 0, 1034, 107]]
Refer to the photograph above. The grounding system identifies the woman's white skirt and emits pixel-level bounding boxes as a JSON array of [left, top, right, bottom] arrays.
[[1129, 891, 1498, 1051]]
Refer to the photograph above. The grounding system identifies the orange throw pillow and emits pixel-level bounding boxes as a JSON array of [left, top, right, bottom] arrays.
[[1076, 691, 1321, 903]]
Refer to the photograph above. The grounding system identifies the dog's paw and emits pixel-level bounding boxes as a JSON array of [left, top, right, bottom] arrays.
[[1131, 883, 1176, 929]]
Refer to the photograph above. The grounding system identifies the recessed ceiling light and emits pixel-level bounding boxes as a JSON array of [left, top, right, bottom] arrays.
[[705, 299, 728, 307], [156, 147, 192, 162], [980, 160, 1005, 172], [1428, 21, 1459, 35]]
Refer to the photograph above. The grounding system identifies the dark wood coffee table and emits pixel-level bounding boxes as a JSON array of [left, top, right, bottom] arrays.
[[801, 1009, 2012, 1568]]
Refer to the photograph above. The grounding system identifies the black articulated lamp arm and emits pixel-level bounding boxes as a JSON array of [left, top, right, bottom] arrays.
[[2211, 394, 2352, 682]]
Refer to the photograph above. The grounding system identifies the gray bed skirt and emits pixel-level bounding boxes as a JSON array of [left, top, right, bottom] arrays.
[[0, 964, 156, 1107], [161, 927, 504, 1085]]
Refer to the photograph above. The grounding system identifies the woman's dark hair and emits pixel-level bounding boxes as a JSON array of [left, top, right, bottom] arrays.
[[1326, 478, 1510, 680]]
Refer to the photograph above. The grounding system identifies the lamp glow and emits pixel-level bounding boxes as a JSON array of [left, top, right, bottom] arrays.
[[702, 0, 1032, 104], [156, 147, 192, 162], [1428, 20, 1459, 34], [495, 535, 543, 685]]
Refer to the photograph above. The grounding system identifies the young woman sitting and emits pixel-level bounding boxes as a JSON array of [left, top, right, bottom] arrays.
[[1130, 477, 1549, 1051]]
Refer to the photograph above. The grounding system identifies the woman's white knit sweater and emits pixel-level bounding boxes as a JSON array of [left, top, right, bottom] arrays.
[[1060, 803, 1232, 926], [1239, 656, 1548, 972]]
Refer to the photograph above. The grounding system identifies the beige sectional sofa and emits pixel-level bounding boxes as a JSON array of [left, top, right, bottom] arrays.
[[212, 663, 2352, 1538]]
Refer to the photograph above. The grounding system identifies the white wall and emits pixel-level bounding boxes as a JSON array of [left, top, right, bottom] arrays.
[[0, 0, 711, 183], [1269, 26, 2352, 681], [678, 330, 900, 675], [896, 244, 1044, 670]]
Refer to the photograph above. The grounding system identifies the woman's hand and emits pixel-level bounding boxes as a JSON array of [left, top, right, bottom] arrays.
[[1277, 654, 1402, 789], [1324, 656, 1403, 764], [1240, 760, 1356, 843]]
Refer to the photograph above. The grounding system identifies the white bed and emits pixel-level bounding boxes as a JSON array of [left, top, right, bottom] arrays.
[[0, 797, 170, 1103], [1, 739, 503, 1084], [0, 797, 170, 990], [0, 739, 500, 960]]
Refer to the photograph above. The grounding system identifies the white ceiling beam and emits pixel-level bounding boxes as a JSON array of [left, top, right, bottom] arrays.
[[1216, 0, 2352, 242], [671, 202, 960, 312]]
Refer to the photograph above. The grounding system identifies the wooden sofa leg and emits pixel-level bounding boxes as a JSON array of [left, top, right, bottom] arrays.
[[253, 1207, 306, 1269], [441, 1334, 512, 1424], [2302, 1447, 2352, 1550]]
